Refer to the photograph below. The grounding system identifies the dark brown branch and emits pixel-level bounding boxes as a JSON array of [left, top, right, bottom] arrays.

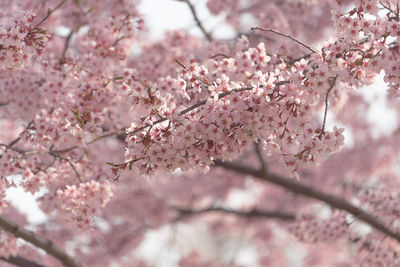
[[320, 75, 338, 136], [48, 150, 81, 182], [172, 205, 295, 221], [59, 30, 74, 65], [285, 52, 313, 65], [213, 160, 400, 243], [30, 0, 68, 32], [210, 53, 230, 59], [175, 0, 212, 41], [0, 256, 45, 267], [251, 27, 316, 53], [0, 101, 9, 107], [125, 86, 254, 136], [5, 121, 33, 151], [90, 86, 256, 143], [0, 215, 82, 267]]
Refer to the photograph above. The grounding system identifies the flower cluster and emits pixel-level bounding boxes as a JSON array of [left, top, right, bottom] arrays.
[[55, 181, 114, 229], [122, 39, 349, 176], [1, 0, 400, 265], [0, 10, 47, 70]]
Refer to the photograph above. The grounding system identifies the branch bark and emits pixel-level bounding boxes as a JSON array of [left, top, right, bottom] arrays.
[[0, 256, 45, 267], [320, 74, 338, 136], [30, 0, 68, 32], [251, 27, 316, 53], [175, 0, 212, 41], [213, 160, 400, 242], [0, 215, 82, 267], [172, 205, 295, 221], [124, 86, 254, 136], [123, 81, 288, 138]]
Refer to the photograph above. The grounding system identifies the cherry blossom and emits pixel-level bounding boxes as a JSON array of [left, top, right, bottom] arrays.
[[1, 0, 400, 266]]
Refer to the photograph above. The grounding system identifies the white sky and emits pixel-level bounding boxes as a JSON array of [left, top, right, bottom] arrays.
[[139, 0, 236, 40]]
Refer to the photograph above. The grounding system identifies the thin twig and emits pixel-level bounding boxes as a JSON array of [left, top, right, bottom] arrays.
[[6, 120, 33, 150], [285, 52, 313, 65], [0, 255, 45, 267], [251, 27, 316, 53], [175, 0, 212, 41], [49, 150, 82, 182], [125, 86, 254, 136], [174, 59, 211, 86], [320, 75, 338, 136], [7, 137, 22, 149], [172, 205, 295, 220], [210, 53, 230, 59], [59, 30, 74, 65], [90, 86, 254, 143], [30, 0, 68, 33], [0, 215, 82, 267]]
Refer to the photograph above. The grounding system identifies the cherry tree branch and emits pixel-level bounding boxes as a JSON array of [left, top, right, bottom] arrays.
[[124, 81, 289, 137], [320, 75, 338, 135], [171, 205, 295, 221], [30, 0, 68, 33], [85, 85, 258, 144], [20, 81, 290, 156], [59, 30, 74, 65], [174, 0, 212, 41], [2, 121, 33, 152], [48, 150, 82, 183], [213, 160, 400, 243], [286, 52, 313, 65], [0, 86, 262, 158], [0, 256, 45, 267], [251, 27, 316, 53], [125, 86, 254, 136], [0, 215, 82, 267]]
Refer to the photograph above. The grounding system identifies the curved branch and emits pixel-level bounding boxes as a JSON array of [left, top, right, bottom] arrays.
[[125, 86, 254, 136], [175, 0, 212, 41], [124, 81, 289, 137], [48, 150, 81, 182], [0, 215, 82, 267], [213, 160, 400, 242], [251, 27, 316, 53], [30, 0, 68, 33], [0, 256, 45, 267], [172, 205, 295, 221], [59, 30, 74, 66]]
